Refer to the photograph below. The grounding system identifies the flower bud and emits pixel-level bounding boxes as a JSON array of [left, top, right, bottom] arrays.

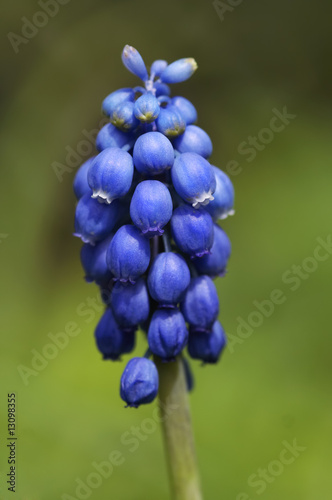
[[88, 148, 134, 204], [95, 308, 135, 360], [133, 131, 174, 175], [205, 167, 235, 220], [156, 105, 186, 137], [148, 309, 188, 361], [154, 82, 171, 97], [107, 224, 151, 283], [193, 224, 231, 278], [174, 125, 213, 159], [80, 235, 113, 285], [134, 92, 160, 123], [147, 252, 190, 306], [171, 152, 216, 208], [130, 180, 173, 237], [102, 88, 135, 117], [96, 123, 134, 152], [181, 275, 219, 331], [120, 357, 159, 407], [171, 96, 197, 125], [160, 58, 198, 84], [73, 157, 95, 200], [121, 45, 148, 82], [150, 59, 168, 77], [171, 205, 214, 258], [74, 193, 121, 245], [111, 278, 150, 330], [188, 321, 226, 363], [110, 101, 139, 132]]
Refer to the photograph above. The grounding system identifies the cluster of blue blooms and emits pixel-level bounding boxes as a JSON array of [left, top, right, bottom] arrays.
[[73, 46, 234, 408]]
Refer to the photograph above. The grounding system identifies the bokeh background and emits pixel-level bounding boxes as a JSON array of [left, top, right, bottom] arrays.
[[1, 0, 331, 499]]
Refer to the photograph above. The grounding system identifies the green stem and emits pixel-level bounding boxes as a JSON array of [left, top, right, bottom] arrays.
[[155, 356, 203, 500]]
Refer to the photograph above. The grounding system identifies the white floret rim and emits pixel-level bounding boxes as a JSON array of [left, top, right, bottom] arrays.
[[191, 190, 214, 209], [91, 190, 114, 204]]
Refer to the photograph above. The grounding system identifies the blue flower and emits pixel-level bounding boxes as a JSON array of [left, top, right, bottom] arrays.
[[88, 148, 134, 204], [156, 105, 186, 137], [80, 235, 113, 285], [107, 224, 151, 283], [173, 125, 213, 159], [134, 92, 160, 123], [181, 275, 219, 331], [110, 278, 150, 330], [205, 166, 235, 220], [120, 357, 159, 407], [160, 58, 198, 84], [121, 45, 148, 81], [102, 88, 135, 117], [188, 321, 227, 363], [148, 308, 188, 361], [171, 204, 214, 258], [147, 252, 191, 306], [133, 131, 174, 175], [150, 59, 168, 77], [95, 308, 135, 360], [154, 82, 171, 97], [171, 96, 197, 125], [171, 152, 216, 208], [74, 193, 121, 245], [73, 157, 95, 199], [96, 123, 134, 152], [110, 101, 139, 132], [193, 224, 231, 278], [130, 180, 173, 237]]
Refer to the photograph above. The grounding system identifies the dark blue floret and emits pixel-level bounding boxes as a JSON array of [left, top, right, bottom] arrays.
[[120, 357, 159, 407], [205, 167, 235, 220], [80, 235, 113, 285], [171, 204, 214, 258], [147, 308, 188, 361], [181, 275, 219, 332], [102, 88, 135, 117], [173, 125, 213, 159], [133, 131, 174, 175], [106, 224, 151, 283], [88, 147, 134, 204], [130, 180, 173, 237], [147, 252, 190, 306], [188, 321, 227, 363], [73, 156, 95, 199], [156, 105, 186, 137], [193, 224, 231, 278], [95, 308, 135, 361], [96, 123, 134, 152], [110, 278, 150, 330], [74, 194, 121, 245], [171, 152, 216, 208]]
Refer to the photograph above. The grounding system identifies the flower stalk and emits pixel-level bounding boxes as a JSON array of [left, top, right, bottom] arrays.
[[155, 356, 203, 500]]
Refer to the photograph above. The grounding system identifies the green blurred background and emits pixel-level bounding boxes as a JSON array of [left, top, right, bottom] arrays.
[[1, 0, 331, 498]]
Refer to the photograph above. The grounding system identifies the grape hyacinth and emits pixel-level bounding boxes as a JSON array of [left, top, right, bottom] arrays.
[[73, 45, 235, 410]]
